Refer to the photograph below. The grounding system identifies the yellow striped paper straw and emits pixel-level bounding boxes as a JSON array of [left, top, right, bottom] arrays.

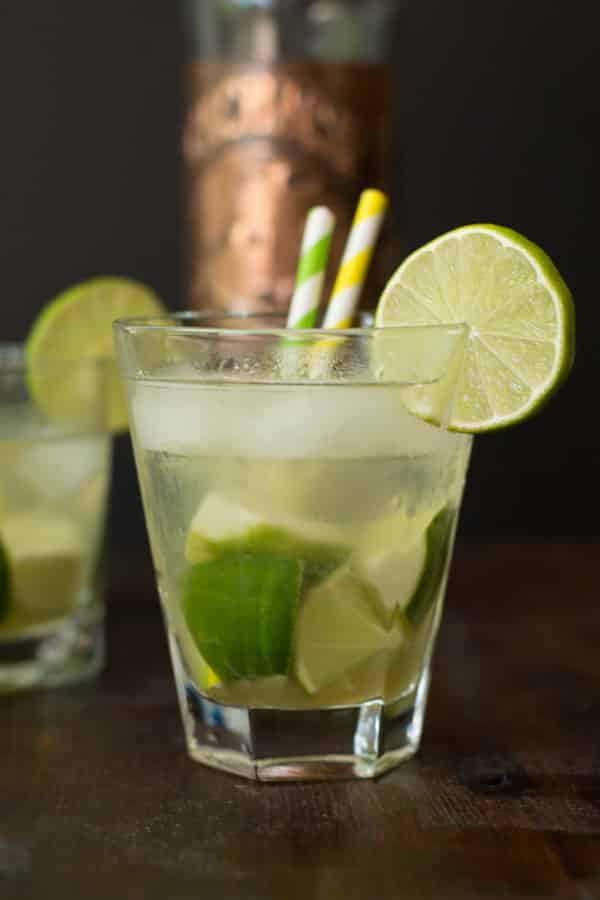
[[322, 188, 388, 328], [287, 206, 335, 328]]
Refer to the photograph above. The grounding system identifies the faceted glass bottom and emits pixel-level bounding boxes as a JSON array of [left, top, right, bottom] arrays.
[[171, 634, 431, 781], [0, 602, 104, 692]]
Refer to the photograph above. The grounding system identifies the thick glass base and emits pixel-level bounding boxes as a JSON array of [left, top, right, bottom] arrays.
[[0, 603, 104, 692], [174, 647, 430, 781]]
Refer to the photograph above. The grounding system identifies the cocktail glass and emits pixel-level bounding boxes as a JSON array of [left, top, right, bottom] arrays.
[[114, 312, 472, 780], [0, 345, 111, 691]]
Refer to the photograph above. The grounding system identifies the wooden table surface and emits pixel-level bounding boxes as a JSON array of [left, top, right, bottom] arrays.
[[2, 543, 600, 900]]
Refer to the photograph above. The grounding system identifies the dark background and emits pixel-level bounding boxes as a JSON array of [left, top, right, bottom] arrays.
[[0, 1, 595, 550]]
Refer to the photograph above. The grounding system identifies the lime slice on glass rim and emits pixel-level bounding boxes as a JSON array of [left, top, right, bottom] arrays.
[[375, 225, 575, 432], [25, 277, 165, 433]]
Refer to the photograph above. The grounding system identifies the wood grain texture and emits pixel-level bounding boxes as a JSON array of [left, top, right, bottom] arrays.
[[2, 543, 599, 899]]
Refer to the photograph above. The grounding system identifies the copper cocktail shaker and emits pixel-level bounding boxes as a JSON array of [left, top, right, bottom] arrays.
[[181, 0, 399, 315]]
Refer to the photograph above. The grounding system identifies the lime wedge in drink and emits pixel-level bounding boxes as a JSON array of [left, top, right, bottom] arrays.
[[183, 554, 303, 682], [0, 512, 83, 622], [354, 510, 429, 628], [185, 493, 350, 575], [0, 537, 10, 622], [405, 507, 455, 626], [375, 225, 575, 432], [26, 277, 165, 432], [357, 538, 427, 629], [294, 566, 405, 695], [353, 505, 454, 629]]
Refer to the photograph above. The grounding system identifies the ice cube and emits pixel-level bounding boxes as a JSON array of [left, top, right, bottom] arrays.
[[132, 380, 461, 460], [131, 380, 258, 456], [251, 386, 460, 459], [15, 435, 109, 503]]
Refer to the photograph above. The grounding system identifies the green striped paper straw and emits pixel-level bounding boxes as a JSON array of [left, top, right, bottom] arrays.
[[286, 206, 335, 328]]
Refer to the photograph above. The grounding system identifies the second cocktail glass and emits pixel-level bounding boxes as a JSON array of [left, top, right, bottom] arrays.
[[0, 346, 111, 690], [115, 313, 472, 780]]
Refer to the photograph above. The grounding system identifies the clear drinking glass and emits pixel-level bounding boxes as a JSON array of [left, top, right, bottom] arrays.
[[0, 346, 111, 691], [114, 313, 472, 780]]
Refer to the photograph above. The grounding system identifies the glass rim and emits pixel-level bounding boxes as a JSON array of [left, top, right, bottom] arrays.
[[113, 310, 469, 340]]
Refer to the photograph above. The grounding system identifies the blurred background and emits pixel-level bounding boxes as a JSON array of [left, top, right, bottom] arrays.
[[0, 0, 594, 551]]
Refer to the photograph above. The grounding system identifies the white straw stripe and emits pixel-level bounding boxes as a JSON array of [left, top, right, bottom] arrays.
[[337, 214, 384, 266], [287, 206, 336, 328], [321, 191, 388, 329], [299, 208, 331, 252], [322, 284, 361, 327], [288, 273, 324, 322]]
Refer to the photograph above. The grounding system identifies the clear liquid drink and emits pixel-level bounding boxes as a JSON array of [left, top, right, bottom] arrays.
[[116, 314, 471, 780]]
